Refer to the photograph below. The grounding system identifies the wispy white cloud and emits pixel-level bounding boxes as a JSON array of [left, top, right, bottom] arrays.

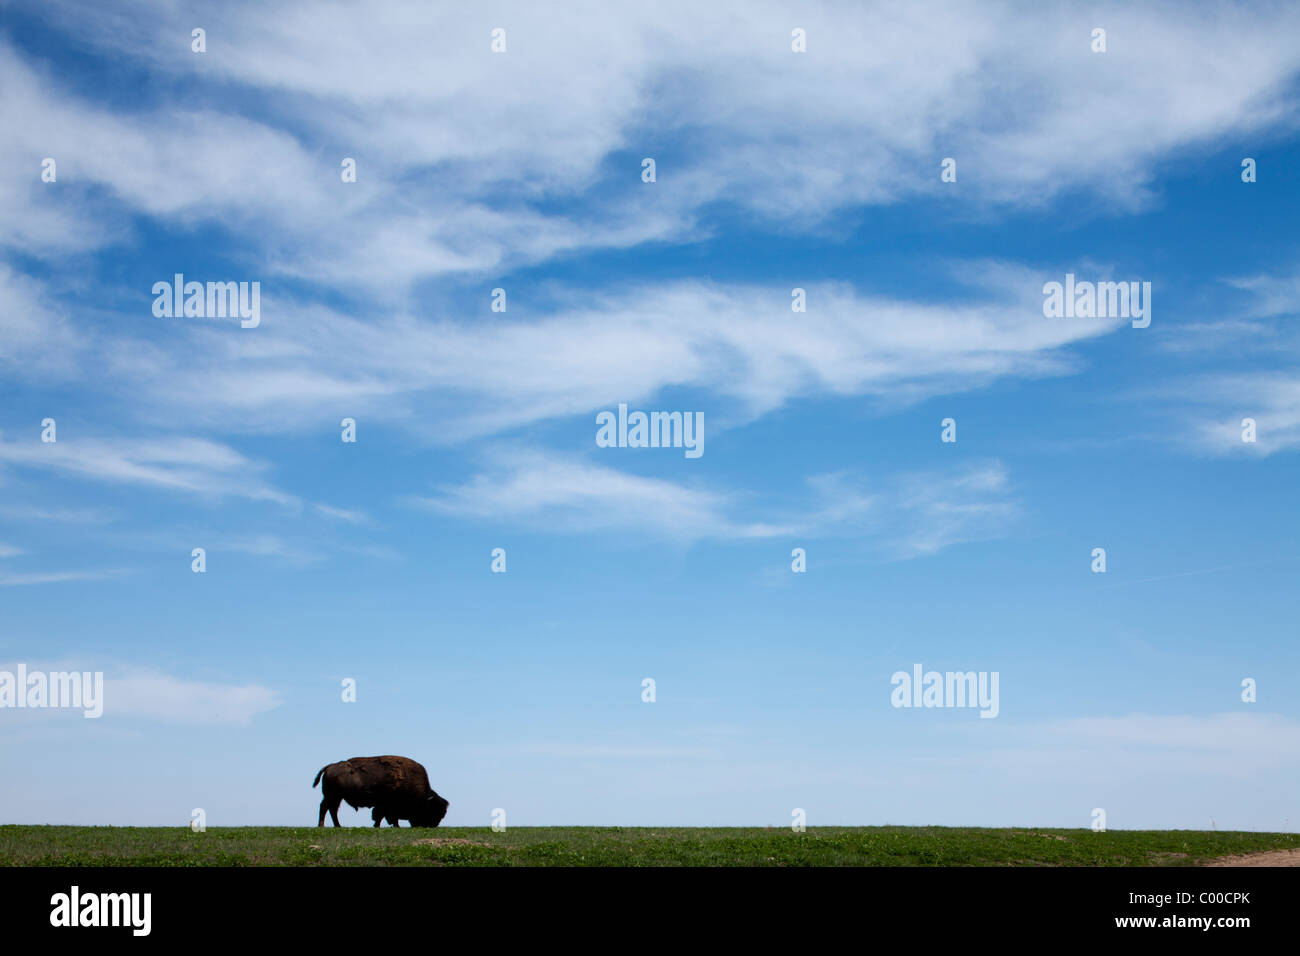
[[412, 450, 787, 541], [416, 450, 1016, 554], [520, 742, 718, 760], [1156, 264, 1300, 357], [83, 274, 1126, 441], [108, 670, 282, 726], [1140, 263, 1300, 455], [3, 2, 1296, 489], [7, 1, 1300, 291], [1225, 271, 1300, 321], [0, 263, 82, 378], [0, 662, 284, 726], [0, 435, 297, 505], [0, 568, 132, 588], [1057, 712, 1300, 756], [756, 463, 1018, 558], [204, 534, 324, 566], [1183, 373, 1300, 456], [313, 503, 370, 525], [0, 505, 117, 523], [940, 712, 1300, 778]]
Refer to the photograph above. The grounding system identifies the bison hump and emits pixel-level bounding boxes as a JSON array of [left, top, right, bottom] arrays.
[[344, 756, 431, 793]]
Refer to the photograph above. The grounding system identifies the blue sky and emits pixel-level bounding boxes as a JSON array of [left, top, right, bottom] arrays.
[[1, 1, 1298, 830]]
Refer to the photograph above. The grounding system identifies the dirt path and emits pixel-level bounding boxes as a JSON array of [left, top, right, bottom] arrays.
[[411, 838, 491, 847], [1204, 848, 1300, 867]]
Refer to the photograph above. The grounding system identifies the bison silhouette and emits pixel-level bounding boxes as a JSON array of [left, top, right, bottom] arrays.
[[313, 755, 449, 828]]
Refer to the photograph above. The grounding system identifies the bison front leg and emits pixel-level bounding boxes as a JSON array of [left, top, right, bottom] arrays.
[[371, 807, 384, 828]]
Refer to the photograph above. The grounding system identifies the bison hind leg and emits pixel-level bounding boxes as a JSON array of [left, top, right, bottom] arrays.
[[319, 794, 343, 828]]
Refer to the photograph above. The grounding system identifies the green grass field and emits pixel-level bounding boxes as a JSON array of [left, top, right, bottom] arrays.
[[1, 825, 1295, 866]]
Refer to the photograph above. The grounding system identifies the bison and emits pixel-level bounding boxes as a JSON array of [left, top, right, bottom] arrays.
[[313, 755, 449, 828]]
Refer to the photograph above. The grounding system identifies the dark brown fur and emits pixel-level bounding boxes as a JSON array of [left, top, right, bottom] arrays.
[[313, 755, 449, 828]]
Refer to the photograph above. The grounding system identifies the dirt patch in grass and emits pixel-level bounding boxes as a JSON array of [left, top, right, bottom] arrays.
[[1204, 848, 1300, 867], [412, 838, 492, 848]]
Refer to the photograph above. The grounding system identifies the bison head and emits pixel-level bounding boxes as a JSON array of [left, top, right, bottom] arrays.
[[410, 791, 450, 828]]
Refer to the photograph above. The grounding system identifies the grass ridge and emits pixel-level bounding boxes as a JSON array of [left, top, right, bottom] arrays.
[[1, 825, 1296, 867]]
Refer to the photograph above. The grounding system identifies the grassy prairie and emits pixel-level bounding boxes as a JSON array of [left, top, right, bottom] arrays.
[[1, 825, 1296, 866]]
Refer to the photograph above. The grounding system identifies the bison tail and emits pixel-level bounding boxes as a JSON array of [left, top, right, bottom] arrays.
[[312, 766, 328, 788]]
